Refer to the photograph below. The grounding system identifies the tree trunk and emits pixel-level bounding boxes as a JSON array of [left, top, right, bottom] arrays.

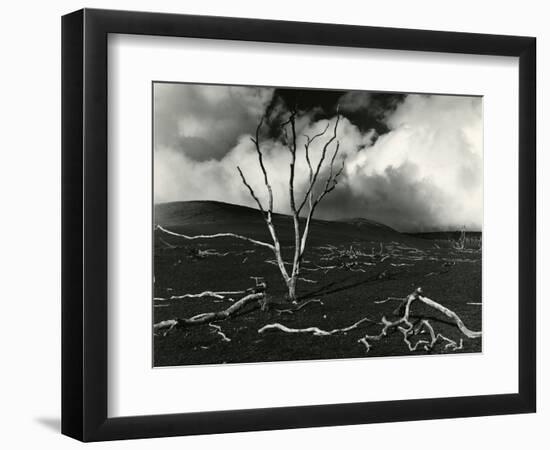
[[287, 278, 297, 303]]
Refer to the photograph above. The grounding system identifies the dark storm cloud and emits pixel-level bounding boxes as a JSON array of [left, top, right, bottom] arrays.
[[338, 91, 405, 137], [273, 88, 403, 135], [154, 85, 482, 232]]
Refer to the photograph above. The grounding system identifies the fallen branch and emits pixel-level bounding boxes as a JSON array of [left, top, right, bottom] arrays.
[[154, 291, 265, 335], [155, 290, 245, 301], [258, 316, 374, 337], [198, 249, 230, 257], [374, 296, 404, 304], [359, 287, 481, 352], [399, 320, 463, 352], [418, 292, 481, 339], [275, 298, 324, 315], [156, 224, 274, 250], [297, 277, 318, 284], [209, 323, 231, 342]]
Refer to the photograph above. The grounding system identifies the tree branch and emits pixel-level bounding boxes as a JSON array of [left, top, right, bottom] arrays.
[[249, 116, 274, 214], [237, 166, 266, 214], [298, 148, 345, 257], [286, 110, 298, 214], [154, 290, 246, 301], [297, 113, 341, 214], [304, 122, 331, 182], [156, 225, 274, 250]]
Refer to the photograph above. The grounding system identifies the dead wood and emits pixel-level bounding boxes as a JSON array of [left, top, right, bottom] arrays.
[[153, 291, 265, 336]]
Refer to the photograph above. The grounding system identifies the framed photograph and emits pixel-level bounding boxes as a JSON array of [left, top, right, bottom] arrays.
[[62, 8, 536, 441]]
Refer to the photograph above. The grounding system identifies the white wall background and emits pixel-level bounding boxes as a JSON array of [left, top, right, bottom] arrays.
[[0, 1, 545, 448]]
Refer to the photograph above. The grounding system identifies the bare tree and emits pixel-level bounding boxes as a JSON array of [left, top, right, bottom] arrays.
[[452, 226, 467, 250], [237, 110, 345, 302], [156, 110, 345, 303]]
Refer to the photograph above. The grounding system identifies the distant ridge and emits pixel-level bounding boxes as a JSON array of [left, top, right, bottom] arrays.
[[339, 217, 397, 233]]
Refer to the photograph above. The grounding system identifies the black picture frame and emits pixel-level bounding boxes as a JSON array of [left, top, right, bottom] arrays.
[[61, 8, 536, 442]]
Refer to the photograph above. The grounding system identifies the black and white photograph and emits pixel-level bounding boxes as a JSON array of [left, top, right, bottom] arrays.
[[152, 83, 483, 367], [0, 0, 543, 446]]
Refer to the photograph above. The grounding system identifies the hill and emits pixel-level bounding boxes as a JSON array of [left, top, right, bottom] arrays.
[[154, 200, 426, 247], [153, 200, 482, 366]]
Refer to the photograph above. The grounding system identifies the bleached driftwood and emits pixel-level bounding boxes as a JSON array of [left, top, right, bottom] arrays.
[[397, 320, 463, 352], [153, 291, 265, 336], [156, 225, 274, 250], [258, 316, 374, 337], [359, 287, 481, 352], [417, 292, 481, 339], [154, 290, 245, 301]]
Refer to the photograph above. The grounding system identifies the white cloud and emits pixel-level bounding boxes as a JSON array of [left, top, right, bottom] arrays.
[[154, 114, 369, 214], [341, 94, 483, 230], [154, 89, 483, 232], [154, 83, 274, 161]]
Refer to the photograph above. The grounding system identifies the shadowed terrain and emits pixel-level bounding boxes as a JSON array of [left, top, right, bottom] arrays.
[[153, 201, 482, 367]]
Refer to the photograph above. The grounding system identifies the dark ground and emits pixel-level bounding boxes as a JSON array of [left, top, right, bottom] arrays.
[[153, 201, 482, 367]]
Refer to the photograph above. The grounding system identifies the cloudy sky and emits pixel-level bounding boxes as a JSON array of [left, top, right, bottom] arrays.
[[153, 82, 482, 232]]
